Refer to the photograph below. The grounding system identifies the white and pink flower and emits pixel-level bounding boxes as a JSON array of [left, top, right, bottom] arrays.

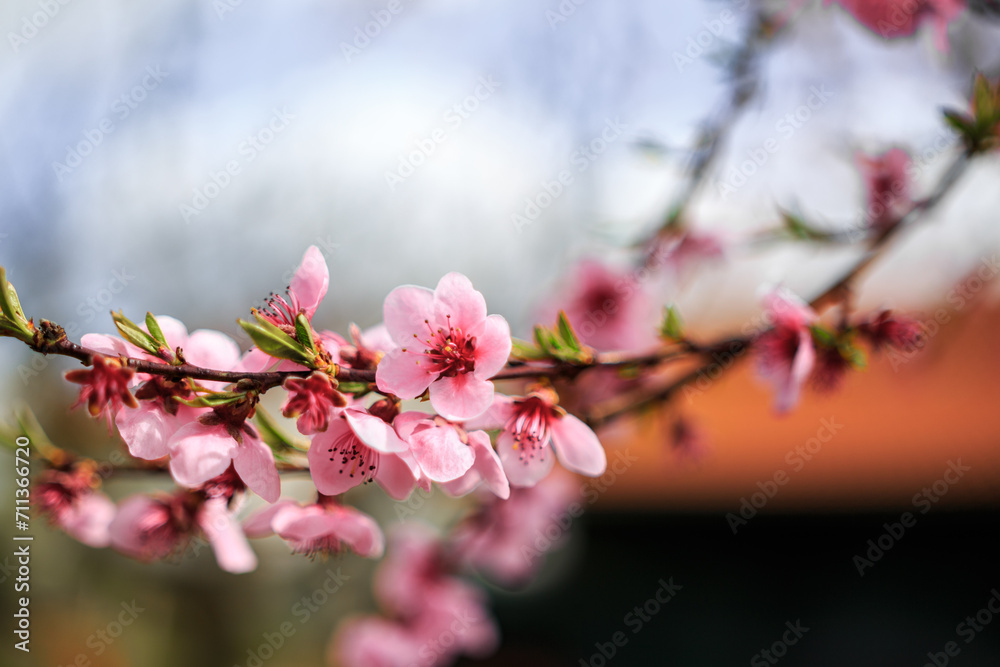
[[243, 496, 384, 559], [754, 289, 817, 413], [467, 389, 607, 487], [376, 273, 511, 421]]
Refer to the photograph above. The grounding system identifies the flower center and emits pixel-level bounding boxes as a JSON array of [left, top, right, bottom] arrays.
[[505, 396, 553, 463], [259, 288, 302, 331], [416, 315, 476, 377], [325, 429, 379, 485]]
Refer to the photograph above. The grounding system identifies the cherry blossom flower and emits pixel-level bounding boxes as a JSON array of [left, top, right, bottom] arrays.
[[34, 468, 115, 548], [754, 289, 817, 413], [240, 245, 339, 373], [654, 230, 727, 277], [858, 310, 924, 353], [332, 617, 423, 667], [64, 355, 137, 430], [243, 495, 384, 558], [281, 371, 347, 434], [392, 412, 477, 485], [452, 471, 579, 586], [544, 259, 658, 352], [83, 317, 243, 461], [857, 148, 912, 233], [109, 493, 256, 573], [307, 404, 419, 500], [466, 388, 607, 487], [826, 0, 965, 52], [373, 524, 499, 662], [338, 323, 395, 371], [167, 405, 280, 503], [376, 273, 511, 421]]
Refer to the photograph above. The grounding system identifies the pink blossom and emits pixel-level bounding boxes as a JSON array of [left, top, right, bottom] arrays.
[[755, 289, 817, 413], [466, 389, 607, 487], [439, 430, 510, 500], [34, 469, 115, 548], [827, 0, 965, 51], [858, 310, 924, 353], [338, 323, 396, 371], [452, 471, 579, 586], [857, 148, 912, 233], [240, 245, 339, 373], [307, 405, 419, 500], [167, 410, 280, 503], [654, 231, 727, 277], [392, 412, 478, 485], [243, 496, 384, 558], [332, 617, 423, 667], [373, 524, 499, 661], [64, 355, 137, 430], [109, 493, 256, 573], [544, 259, 658, 352], [281, 371, 347, 434], [83, 317, 243, 461], [376, 273, 511, 421]]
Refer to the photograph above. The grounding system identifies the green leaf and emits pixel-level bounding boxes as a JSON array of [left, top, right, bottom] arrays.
[[255, 408, 307, 455], [510, 338, 547, 361], [174, 391, 246, 408], [0, 267, 33, 341], [294, 312, 317, 352], [659, 305, 684, 340], [780, 209, 829, 241], [809, 324, 836, 347], [556, 311, 582, 352], [942, 109, 973, 135], [336, 381, 371, 396], [145, 312, 167, 346], [113, 311, 161, 356], [239, 312, 315, 366]]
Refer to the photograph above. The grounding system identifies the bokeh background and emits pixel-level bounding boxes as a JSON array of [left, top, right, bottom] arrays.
[[2, 0, 1000, 665]]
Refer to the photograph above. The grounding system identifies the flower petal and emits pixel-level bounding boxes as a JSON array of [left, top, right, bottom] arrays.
[[375, 452, 420, 500], [497, 431, 554, 487], [429, 373, 494, 422], [409, 424, 475, 482], [345, 408, 408, 453], [383, 284, 435, 344], [464, 394, 515, 431], [308, 419, 370, 496], [199, 497, 257, 573], [376, 350, 435, 400], [232, 435, 281, 503], [243, 499, 301, 538], [115, 403, 180, 460], [327, 507, 385, 558], [433, 272, 487, 333], [775, 329, 816, 413], [62, 492, 115, 548], [168, 423, 236, 487], [470, 315, 511, 380], [468, 430, 509, 499], [549, 413, 607, 477], [290, 246, 329, 318], [184, 329, 241, 371]]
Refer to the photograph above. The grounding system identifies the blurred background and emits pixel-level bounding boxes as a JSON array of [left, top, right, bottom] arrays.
[[2, 0, 1000, 665]]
